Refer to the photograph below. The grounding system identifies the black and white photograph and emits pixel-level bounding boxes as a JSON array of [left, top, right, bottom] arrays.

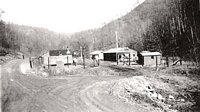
[[0, 0, 200, 112]]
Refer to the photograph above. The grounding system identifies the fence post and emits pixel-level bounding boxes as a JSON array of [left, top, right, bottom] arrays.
[[129, 53, 131, 66], [29, 57, 32, 68], [67, 55, 69, 68], [156, 56, 158, 69], [166, 56, 169, 67], [116, 53, 118, 65], [48, 57, 49, 69]]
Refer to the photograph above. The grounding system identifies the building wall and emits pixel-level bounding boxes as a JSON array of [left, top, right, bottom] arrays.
[[42, 52, 49, 65], [99, 53, 104, 60], [49, 55, 73, 65], [104, 52, 138, 62], [43, 56, 48, 65], [90, 53, 104, 60], [43, 55, 73, 66], [130, 52, 138, 61], [104, 53, 117, 62], [143, 55, 161, 66]]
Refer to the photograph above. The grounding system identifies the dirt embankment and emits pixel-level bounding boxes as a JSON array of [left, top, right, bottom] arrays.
[[104, 66, 200, 112], [86, 65, 200, 112], [0, 51, 23, 65]]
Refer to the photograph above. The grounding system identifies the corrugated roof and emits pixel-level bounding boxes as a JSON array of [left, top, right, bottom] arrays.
[[104, 47, 137, 53], [140, 51, 161, 56]]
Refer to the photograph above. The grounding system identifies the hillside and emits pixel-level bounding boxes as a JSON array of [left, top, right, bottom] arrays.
[[0, 0, 199, 65], [0, 22, 71, 56], [70, 0, 200, 65], [70, 0, 171, 51]]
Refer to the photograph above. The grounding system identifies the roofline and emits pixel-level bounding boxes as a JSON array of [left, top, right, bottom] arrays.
[[103, 47, 137, 53], [141, 55, 162, 56]]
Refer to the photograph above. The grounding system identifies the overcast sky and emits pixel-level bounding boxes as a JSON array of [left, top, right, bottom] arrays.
[[0, 0, 144, 33]]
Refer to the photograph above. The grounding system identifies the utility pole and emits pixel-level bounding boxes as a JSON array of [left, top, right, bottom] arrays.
[[115, 31, 118, 48], [115, 31, 119, 65]]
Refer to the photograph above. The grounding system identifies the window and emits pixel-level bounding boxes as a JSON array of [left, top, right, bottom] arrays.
[[151, 56, 154, 59]]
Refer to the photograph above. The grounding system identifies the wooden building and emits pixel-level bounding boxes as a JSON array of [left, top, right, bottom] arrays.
[[103, 47, 138, 65], [138, 51, 162, 67], [41, 49, 73, 67]]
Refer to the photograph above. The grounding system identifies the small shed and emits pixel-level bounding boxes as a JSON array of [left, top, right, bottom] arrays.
[[138, 51, 162, 67], [90, 50, 104, 60], [41, 49, 73, 66], [103, 47, 138, 65]]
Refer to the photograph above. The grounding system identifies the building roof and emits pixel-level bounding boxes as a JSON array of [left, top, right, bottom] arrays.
[[40, 51, 49, 57], [104, 47, 137, 53], [49, 50, 72, 56], [41, 50, 72, 57], [90, 50, 103, 55], [140, 51, 161, 56]]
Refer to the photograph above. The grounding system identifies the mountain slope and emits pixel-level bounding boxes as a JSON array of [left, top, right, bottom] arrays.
[[70, 0, 169, 52]]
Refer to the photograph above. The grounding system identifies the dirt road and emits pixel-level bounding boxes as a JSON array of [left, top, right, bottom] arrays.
[[1, 60, 154, 112]]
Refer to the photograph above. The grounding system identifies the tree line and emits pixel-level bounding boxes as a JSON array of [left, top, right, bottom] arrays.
[[0, 21, 71, 56], [143, 0, 200, 66]]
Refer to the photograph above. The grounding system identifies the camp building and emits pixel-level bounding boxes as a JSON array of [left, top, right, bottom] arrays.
[[103, 47, 138, 64], [41, 49, 73, 67], [138, 51, 162, 66]]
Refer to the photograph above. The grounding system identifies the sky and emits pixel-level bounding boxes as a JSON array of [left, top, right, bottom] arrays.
[[0, 0, 144, 33]]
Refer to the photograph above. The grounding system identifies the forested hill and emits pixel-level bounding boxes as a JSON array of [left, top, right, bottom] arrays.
[[70, 0, 200, 65], [0, 0, 163, 56], [0, 22, 71, 56], [0, 0, 200, 65], [69, 0, 162, 52]]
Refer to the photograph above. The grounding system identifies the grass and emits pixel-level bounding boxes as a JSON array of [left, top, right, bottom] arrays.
[[139, 65, 200, 111]]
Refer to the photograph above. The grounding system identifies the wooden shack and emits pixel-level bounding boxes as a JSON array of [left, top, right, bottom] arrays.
[[41, 49, 73, 67], [138, 51, 162, 67]]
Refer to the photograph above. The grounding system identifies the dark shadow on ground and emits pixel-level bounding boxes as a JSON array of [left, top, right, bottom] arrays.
[[108, 65, 137, 72], [107, 65, 143, 77]]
